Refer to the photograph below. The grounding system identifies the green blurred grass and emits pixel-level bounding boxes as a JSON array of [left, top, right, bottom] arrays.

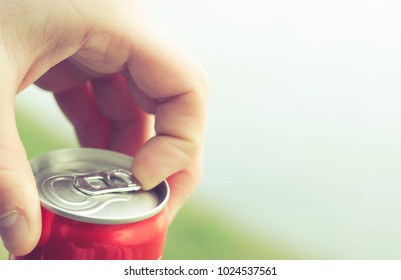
[[164, 202, 297, 259], [0, 110, 299, 260]]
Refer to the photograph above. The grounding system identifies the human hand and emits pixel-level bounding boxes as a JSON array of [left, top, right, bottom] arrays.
[[0, 0, 208, 256]]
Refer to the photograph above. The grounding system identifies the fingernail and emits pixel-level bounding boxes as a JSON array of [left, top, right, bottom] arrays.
[[0, 210, 28, 252]]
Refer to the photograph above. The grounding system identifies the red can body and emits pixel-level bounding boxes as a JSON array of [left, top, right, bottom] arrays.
[[10, 148, 170, 260], [12, 206, 169, 260]]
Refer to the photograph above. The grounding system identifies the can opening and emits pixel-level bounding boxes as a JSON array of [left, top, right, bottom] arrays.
[[84, 177, 108, 190], [109, 171, 133, 186]]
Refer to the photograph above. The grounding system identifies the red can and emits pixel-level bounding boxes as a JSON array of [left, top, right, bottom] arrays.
[[10, 148, 170, 260]]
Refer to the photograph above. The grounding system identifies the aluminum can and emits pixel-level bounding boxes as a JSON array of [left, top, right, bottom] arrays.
[[11, 148, 170, 260]]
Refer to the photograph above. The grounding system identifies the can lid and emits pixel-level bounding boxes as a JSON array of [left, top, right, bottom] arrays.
[[31, 148, 169, 224]]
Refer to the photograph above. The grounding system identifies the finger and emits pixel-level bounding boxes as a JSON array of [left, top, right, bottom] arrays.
[[132, 91, 207, 190], [35, 57, 113, 95], [0, 86, 41, 256], [91, 74, 154, 156], [35, 59, 111, 149], [125, 13, 209, 189], [166, 150, 204, 222], [54, 83, 109, 149], [35, 59, 94, 94]]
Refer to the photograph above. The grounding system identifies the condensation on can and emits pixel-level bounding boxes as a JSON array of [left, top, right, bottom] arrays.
[[11, 148, 170, 260]]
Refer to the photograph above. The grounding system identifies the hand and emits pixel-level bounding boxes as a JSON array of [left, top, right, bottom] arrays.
[[0, 0, 208, 256]]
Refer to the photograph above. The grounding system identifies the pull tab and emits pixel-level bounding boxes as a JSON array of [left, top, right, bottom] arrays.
[[73, 169, 141, 195]]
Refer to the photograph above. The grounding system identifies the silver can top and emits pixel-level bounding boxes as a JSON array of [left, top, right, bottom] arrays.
[[31, 148, 169, 224]]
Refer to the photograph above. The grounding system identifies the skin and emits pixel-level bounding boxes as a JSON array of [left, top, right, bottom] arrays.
[[0, 0, 208, 256]]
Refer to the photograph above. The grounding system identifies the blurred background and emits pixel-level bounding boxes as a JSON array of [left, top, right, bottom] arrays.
[[2, 0, 401, 259]]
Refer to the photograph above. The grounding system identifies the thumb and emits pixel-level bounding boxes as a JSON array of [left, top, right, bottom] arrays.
[[0, 87, 41, 256]]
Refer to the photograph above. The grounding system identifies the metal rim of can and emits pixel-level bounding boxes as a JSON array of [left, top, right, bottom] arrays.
[[30, 148, 170, 225]]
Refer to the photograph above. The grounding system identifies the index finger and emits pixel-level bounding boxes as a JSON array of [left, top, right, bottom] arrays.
[[125, 14, 209, 189]]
